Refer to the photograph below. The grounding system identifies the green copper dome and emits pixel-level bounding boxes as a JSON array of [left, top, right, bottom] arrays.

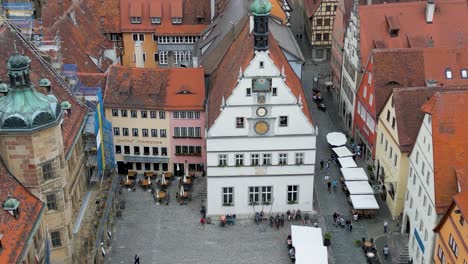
[[3, 195, 20, 210], [0, 53, 62, 131], [250, 0, 272, 15]]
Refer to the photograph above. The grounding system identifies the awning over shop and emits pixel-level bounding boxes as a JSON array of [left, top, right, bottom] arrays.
[[123, 156, 169, 163], [326, 132, 347, 146], [341, 168, 368, 181], [338, 157, 357, 168], [350, 195, 380, 210], [332, 146, 354, 157], [345, 181, 374, 195], [291, 225, 328, 264]]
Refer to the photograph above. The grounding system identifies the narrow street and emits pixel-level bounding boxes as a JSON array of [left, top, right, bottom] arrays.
[[299, 43, 404, 264]]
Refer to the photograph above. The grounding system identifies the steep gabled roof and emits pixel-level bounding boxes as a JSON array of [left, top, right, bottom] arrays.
[[0, 26, 87, 155], [0, 161, 44, 264], [207, 22, 312, 128], [421, 91, 468, 214]]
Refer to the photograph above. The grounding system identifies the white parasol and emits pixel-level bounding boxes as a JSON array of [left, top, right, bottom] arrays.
[[183, 174, 187, 183], [147, 176, 151, 185], [161, 174, 166, 185], [156, 189, 160, 199], [179, 185, 185, 197], [126, 175, 129, 182], [326, 132, 347, 146]]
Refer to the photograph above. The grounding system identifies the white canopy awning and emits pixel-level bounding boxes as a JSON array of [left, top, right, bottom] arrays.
[[350, 195, 380, 210], [291, 225, 328, 264], [326, 132, 347, 146], [341, 168, 368, 181], [332, 146, 354, 157], [338, 157, 357, 168], [345, 181, 374, 195]]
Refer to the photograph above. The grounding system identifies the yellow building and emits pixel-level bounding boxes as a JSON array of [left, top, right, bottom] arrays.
[[433, 189, 468, 264]]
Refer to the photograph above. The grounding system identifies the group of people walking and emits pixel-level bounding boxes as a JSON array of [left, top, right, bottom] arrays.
[[332, 212, 354, 231]]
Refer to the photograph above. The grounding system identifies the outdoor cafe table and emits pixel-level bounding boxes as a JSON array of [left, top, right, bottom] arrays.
[[182, 178, 192, 185], [163, 172, 172, 179], [122, 179, 134, 187], [127, 171, 137, 179], [144, 171, 155, 178], [157, 191, 166, 199], [141, 179, 151, 187]]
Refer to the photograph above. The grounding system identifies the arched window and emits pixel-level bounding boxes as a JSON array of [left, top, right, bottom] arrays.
[[3, 116, 27, 128], [32, 112, 54, 127]]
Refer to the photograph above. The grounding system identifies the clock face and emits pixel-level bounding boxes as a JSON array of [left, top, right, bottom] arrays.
[[254, 121, 269, 135], [256, 107, 267, 117]]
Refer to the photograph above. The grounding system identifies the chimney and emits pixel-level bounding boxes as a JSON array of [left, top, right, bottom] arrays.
[[192, 56, 199, 68], [134, 41, 144, 68], [425, 0, 435, 24]]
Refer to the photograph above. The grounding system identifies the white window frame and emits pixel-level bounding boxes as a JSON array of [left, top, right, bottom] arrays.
[[251, 154, 259, 166], [295, 153, 304, 165], [159, 51, 168, 65], [261, 186, 272, 204], [248, 186, 260, 204], [218, 154, 227, 166], [151, 17, 161, 24], [235, 154, 244, 166], [263, 153, 271, 165], [131, 17, 141, 24], [287, 185, 299, 203], [222, 187, 234, 205], [278, 153, 288, 165]]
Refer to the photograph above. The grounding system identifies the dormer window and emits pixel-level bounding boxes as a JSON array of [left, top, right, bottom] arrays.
[[3, 195, 20, 218], [445, 69, 453, 79], [151, 17, 161, 24], [131, 17, 141, 24], [172, 17, 182, 24], [461, 69, 468, 79]]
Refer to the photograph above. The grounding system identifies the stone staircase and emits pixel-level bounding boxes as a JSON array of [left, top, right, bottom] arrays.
[[394, 245, 410, 264], [389, 233, 410, 264]]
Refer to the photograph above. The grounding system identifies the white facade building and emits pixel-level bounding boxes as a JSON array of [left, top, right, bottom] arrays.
[[339, 4, 360, 130], [402, 114, 437, 264], [206, 0, 316, 218]]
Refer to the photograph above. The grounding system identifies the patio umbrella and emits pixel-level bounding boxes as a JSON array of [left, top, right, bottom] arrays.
[[147, 176, 151, 185], [183, 174, 187, 183], [179, 185, 185, 197], [126, 175, 129, 182], [156, 189, 160, 199], [326, 132, 347, 146], [161, 174, 166, 185]]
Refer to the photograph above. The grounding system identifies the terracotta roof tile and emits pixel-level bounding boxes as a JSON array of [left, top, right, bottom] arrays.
[[422, 46, 468, 86], [130, 1, 142, 17], [392, 86, 468, 152], [421, 91, 468, 214], [207, 22, 313, 128], [359, 0, 468, 70], [0, 161, 44, 264], [120, 0, 210, 34], [150, 0, 162, 17], [453, 189, 468, 222], [84, 0, 121, 33], [104, 66, 205, 111], [270, 0, 287, 24], [0, 27, 87, 155]]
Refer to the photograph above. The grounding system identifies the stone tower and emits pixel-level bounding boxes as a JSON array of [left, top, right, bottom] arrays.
[[251, 0, 272, 51]]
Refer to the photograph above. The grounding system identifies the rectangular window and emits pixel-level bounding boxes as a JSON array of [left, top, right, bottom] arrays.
[[132, 33, 144, 41], [113, 127, 120, 136], [112, 109, 119, 116], [416, 151, 419, 164], [394, 154, 398, 167], [159, 51, 168, 65], [246, 88, 252, 96], [136, 162, 142, 170], [315, 33, 322, 41], [279, 116, 288, 127], [150, 111, 157, 118], [153, 163, 160, 171], [151, 129, 157, 137], [173, 112, 180, 119], [124, 146, 130, 154], [161, 147, 167, 156], [51, 231, 62, 247], [249, 186, 260, 204], [159, 111, 166, 119], [195, 127, 201, 137], [235, 154, 244, 166], [115, 145, 121, 154], [151, 17, 161, 24], [386, 110, 390, 122], [152, 147, 158, 155], [42, 162, 54, 181], [131, 110, 137, 118], [141, 110, 147, 118], [218, 154, 227, 166], [132, 128, 139, 137], [279, 153, 288, 165], [323, 33, 330, 41], [389, 147, 393, 159], [421, 162, 425, 175], [46, 193, 58, 210], [363, 86, 367, 99], [121, 109, 128, 117], [461, 69, 468, 79], [134, 146, 140, 155], [287, 185, 298, 203], [160, 129, 167, 137], [222, 187, 233, 205], [236, 117, 244, 128], [172, 17, 182, 24], [263, 153, 271, 165], [261, 186, 272, 203], [316, 18, 322, 26], [392, 117, 396, 129], [142, 129, 148, 137], [460, 215, 464, 226], [143, 147, 150, 155], [380, 132, 384, 144], [445, 69, 453, 79], [122, 128, 129, 136], [385, 139, 388, 152], [130, 17, 141, 24], [295, 153, 304, 164], [369, 94, 374, 106], [251, 154, 259, 166], [324, 18, 331, 26], [145, 163, 151, 170], [272, 87, 277, 96]]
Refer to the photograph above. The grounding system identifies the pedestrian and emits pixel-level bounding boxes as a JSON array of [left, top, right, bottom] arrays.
[[352, 152, 357, 161], [340, 217, 345, 228], [286, 210, 291, 221], [320, 160, 324, 171], [325, 161, 330, 171], [280, 214, 285, 227], [332, 179, 338, 192], [383, 245, 389, 259], [327, 181, 331, 193], [134, 254, 140, 264], [349, 222, 353, 232], [384, 220, 389, 233], [353, 212, 358, 221], [332, 212, 338, 222], [291, 209, 296, 221], [200, 217, 206, 225], [345, 219, 350, 230]]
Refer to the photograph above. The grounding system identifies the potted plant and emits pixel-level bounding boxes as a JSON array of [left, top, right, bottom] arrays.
[[354, 240, 362, 247], [324, 232, 332, 246]]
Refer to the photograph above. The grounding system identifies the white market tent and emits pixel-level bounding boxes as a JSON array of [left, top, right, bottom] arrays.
[[341, 168, 368, 181], [345, 181, 374, 195], [291, 225, 328, 264], [326, 132, 347, 146], [332, 146, 354, 157], [338, 157, 357, 168], [350, 195, 380, 210]]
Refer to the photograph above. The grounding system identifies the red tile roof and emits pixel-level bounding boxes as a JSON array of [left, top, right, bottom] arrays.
[[303, 0, 322, 18], [453, 189, 468, 220], [422, 46, 468, 87], [104, 66, 205, 111], [207, 22, 313, 128], [359, 0, 468, 70], [0, 26, 88, 155], [77, 72, 108, 93], [0, 161, 44, 264], [120, 0, 210, 34], [421, 91, 468, 214], [392, 86, 468, 153]]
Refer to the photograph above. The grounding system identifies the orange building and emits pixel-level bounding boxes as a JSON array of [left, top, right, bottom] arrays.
[[433, 184, 468, 264], [119, 0, 211, 68]]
